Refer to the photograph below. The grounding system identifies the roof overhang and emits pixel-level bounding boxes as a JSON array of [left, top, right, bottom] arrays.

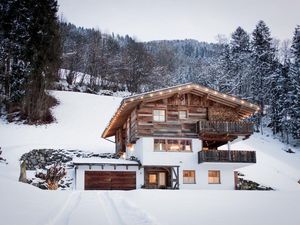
[[73, 157, 139, 166], [102, 83, 260, 138]]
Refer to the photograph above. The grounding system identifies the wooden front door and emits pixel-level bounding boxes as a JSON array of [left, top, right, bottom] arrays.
[[145, 167, 171, 189], [84, 171, 136, 190], [158, 172, 166, 186]]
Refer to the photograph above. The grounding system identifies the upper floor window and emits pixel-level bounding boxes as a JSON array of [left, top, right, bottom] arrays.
[[154, 139, 192, 152], [208, 170, 221, 184], [153, 109, 166, 122], [179, 110, 187, 119]]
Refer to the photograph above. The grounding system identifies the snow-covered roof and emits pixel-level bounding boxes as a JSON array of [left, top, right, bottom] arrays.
[[102, 83, 260, 138], [73, 157, 139, 165]]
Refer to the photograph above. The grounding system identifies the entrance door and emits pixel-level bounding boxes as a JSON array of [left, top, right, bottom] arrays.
[[158, 172, 166, 187]]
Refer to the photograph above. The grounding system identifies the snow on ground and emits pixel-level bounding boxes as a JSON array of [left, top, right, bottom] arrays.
[[0, 91, 121, 181], [1, 90, 300, 225], [124, 190, 300, 225], [219, 132, 300, 191], [1, 178, 299, 225]]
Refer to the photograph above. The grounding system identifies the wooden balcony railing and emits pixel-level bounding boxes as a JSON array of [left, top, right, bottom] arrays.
[[198, 150, 256, 163], [196, 121, 254, 136]]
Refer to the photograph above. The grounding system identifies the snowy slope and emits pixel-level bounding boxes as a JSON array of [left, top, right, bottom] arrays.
[[219, 133, 300, 191], [0, 90, 300, 225], [0, 91, 121, 181]]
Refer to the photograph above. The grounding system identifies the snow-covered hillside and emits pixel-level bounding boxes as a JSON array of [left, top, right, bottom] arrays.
[[221, 134, 300, 191], [0, 91, 121, 181], [0, 90, 300, 225]]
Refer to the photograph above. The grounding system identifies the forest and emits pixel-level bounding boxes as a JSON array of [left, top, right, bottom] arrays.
[[0, 0, 300, 144]]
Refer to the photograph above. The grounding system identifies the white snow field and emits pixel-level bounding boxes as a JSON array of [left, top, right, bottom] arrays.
[[1, 90, 300, 225]]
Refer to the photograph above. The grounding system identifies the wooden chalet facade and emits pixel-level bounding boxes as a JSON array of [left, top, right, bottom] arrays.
[[74, 83, 258, 190]]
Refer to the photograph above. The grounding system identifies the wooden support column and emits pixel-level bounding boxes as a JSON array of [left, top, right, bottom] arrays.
[[176, 166, 179, 189], [171, 166, 180, 189], [227, 141, 231, 161]]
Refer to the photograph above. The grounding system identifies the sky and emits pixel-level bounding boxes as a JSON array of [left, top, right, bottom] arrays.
[[58, 0, 300, 43]]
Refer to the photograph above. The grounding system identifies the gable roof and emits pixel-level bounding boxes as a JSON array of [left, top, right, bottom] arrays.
[[102, 83, 260, 138]]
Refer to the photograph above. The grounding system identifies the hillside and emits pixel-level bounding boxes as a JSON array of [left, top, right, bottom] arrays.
[[0, 91, 121, 181], [1, 90, 300, 190], [0, 91, 300, 225]]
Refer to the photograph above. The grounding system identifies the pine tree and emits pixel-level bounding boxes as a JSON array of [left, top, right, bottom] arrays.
[[218, 43, 232, 93], [0, 0, 61, 123], [268, 60, 282, 134], [289, 25, 300, 139], [229, 27, 252, 98], [0, 0, 32, 107], [250, 21, 277, 131], [277, 59, 293, 143]]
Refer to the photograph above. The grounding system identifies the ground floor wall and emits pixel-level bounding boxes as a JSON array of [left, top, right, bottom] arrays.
[[74, 162, 250, 190]]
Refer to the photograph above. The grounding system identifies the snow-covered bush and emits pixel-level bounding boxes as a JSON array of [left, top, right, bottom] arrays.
[[36, 164, 66, 190]]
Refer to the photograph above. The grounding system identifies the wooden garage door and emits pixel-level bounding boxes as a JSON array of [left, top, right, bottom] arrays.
[[84, 171, 136, 190]]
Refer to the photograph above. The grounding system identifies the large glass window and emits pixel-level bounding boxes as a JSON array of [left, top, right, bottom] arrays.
[[208, 170, 221, 184], [154, 139, 192, 152], [183, 170, 196, 184], [153, 109, 166, 122]]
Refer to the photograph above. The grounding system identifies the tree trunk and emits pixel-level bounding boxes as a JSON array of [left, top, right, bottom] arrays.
[[18, 160, 27, 183]]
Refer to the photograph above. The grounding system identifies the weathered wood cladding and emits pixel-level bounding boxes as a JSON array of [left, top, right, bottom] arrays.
[[129, 109, 138, 142], [115, 128, 125, 154], [115, 93, 247, 152], [102, 83, 259, 139], [135, 93, 241, 139], [208, 103, 240, 121]]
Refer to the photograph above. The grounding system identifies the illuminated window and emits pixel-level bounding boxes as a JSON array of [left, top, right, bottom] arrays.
[[183, 170, 196, 184], [208, 170, 221, 184], [153, 110, 166, 122], [179, 110, 187, 119], [168, 139, 180, 151], [149, 174, 157, 184], [154, 139, 192, 152], [154, 139, 166, 151]]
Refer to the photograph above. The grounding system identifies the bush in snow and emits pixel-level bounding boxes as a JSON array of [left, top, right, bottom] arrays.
[[36, 164, 66, 190]]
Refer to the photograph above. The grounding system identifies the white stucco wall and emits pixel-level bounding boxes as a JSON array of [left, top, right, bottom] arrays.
[[75, 137, 254, 190], [125, 137, 252, 190]]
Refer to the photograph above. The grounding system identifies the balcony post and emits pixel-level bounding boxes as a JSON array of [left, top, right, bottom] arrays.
[[227, 141, 231, 161]]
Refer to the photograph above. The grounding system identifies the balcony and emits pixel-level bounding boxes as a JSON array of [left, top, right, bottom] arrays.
[[196, 121, 254, 140], [198, 150, 256, 163]]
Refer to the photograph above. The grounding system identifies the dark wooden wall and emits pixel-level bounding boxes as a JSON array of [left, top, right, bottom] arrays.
[[115, 93, 240, 152]]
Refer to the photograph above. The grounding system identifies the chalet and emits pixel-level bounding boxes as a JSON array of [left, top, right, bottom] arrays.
[[74, 83, 258, 190]]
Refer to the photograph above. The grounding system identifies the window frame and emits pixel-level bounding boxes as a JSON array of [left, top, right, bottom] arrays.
[[208, 170, 221, 184], [153, 109, 166, 122], [154, 139, 192, 152], [178, 110, 188, 120], [183, 170, 196, 184], [148, 173, 157, 184]]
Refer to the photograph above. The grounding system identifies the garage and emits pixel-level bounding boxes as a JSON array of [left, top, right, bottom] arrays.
[[84, 171, 136, 190]]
